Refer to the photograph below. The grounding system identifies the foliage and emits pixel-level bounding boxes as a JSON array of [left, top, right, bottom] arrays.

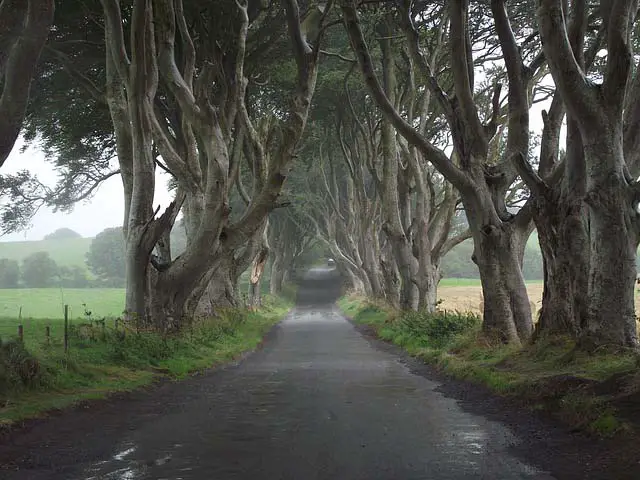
[[21, 252, 58, 288], [399, 310, 481, 348], [0, 339, 43, 399], [43, 228, 82, 240], [85, 227, 125, 286], [0, 259, 20, 288], [56, 265, 90, 288]]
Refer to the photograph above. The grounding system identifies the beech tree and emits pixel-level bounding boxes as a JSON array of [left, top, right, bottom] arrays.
[[97, 0, 330, 327], [536, 0, 640, 347]]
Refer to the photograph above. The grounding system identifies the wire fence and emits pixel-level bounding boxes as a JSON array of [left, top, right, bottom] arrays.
[[0, 304, 130, 353]]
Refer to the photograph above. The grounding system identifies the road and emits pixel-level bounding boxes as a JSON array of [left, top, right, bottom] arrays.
[[1, 267, 637, 479]]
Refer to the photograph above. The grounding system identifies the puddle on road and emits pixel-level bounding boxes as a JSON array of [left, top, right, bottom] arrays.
[[113, 446, 136, 461], [80, 442, 181, 480]]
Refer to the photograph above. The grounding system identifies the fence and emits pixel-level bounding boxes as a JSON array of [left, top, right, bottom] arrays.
[[0, 304, 131, 353]]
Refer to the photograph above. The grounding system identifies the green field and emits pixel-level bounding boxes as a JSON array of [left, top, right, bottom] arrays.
[[0, 288, 125, 320], [0, 237, 92, 269]]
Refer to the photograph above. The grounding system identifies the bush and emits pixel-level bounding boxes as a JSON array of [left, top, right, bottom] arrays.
[[0, 338, 43, 397], [399, 310, 481, 348]]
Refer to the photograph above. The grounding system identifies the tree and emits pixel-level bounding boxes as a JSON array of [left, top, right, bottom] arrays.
[[0, 0, 55, 168], [537, 0, 640, 347], [21, 251, 57, 287], [0, 258, 20, 288], [86, 227, 126, 286], [57, 265, 90, 288], [95, 0, 329, 327], [44, 227, 82, 240]]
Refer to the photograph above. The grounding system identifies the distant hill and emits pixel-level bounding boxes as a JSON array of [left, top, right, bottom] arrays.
[[43, 228, 82, 241], [0, 237, 93, 270]]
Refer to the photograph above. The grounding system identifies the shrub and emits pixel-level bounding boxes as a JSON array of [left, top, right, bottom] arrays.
[[399, 310, 481, 347], [0, 338, 43, 396]]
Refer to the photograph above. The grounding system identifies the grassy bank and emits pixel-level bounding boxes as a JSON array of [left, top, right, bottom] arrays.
[[0, 296, 291, 426], [339, 295, 640, 437]]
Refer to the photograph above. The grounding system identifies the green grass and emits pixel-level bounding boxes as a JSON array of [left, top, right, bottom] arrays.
[[339, 295, 640, 437], [0, 296, 292, 426], [0, 288, 125, 320], [0, 237, 92, 269]]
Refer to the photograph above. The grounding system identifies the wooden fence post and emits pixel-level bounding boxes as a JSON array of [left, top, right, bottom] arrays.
[[18, 325, 23, 343], [45, 325, 51, 346], [64, 304, 69, 354]]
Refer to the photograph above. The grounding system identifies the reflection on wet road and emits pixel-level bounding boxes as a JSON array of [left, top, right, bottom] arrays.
[[70, 267, 553, 480]]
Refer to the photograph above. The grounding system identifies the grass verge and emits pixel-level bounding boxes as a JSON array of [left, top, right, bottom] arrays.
[[338, 295, 640, 438], [0, 295, 291, 427]]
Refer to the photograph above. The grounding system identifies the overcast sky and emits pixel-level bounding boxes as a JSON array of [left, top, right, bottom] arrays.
[[1, 139, 174, 242]]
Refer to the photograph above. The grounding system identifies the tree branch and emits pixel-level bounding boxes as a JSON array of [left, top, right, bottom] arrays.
[[99, 0, 130, 82], [536, 0, 598, 125], [340, 0, 469, 189], [0, 0, 54, 167]]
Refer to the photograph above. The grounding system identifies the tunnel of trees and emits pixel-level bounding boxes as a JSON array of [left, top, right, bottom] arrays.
[[1, 0, 640, 349]]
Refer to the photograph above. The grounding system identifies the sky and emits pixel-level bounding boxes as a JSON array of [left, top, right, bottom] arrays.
[[0, 139, 174, 242]]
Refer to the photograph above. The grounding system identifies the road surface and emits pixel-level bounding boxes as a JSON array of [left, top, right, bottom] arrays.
[[1, 267, 637, 479]]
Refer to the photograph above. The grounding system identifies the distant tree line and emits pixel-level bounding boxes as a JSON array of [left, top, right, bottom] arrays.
[[0, 223, 188, 289], [0, 252, 88, 288]]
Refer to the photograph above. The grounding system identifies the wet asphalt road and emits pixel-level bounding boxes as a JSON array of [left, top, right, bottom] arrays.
[[3, 267, 629, 479]]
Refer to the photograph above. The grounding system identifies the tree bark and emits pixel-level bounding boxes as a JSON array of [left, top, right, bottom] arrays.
[[464, 185, 532, 344], [379, 26, 418, 311], [582, 138, 639, 347], [248, 226, 269, 308], [533, 191, 589, 337]]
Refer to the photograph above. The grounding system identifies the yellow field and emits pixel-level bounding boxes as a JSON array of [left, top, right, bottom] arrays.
[[438, 283, 640, 317]]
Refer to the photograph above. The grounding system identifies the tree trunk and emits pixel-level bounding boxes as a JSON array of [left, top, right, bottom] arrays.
[[361, 232, 385, 299], [533, 192, 589, 338], [124, 231, 150, 325], [270, 252, 285, 296], [380, 242, 401, 308], [248, 242, 269, 309], [195, 260, 238, 317], [379, 23, 418, 311], [582, 140, 639, 347], [418, 263, 441, 313], [465, 188, 533, 345]]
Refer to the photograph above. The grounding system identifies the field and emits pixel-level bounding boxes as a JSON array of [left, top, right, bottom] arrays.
[[437, 279, 640, 318], [0, 288, 125, 346], [437, 279, 544, 314], [0, 237, 92, 269]]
